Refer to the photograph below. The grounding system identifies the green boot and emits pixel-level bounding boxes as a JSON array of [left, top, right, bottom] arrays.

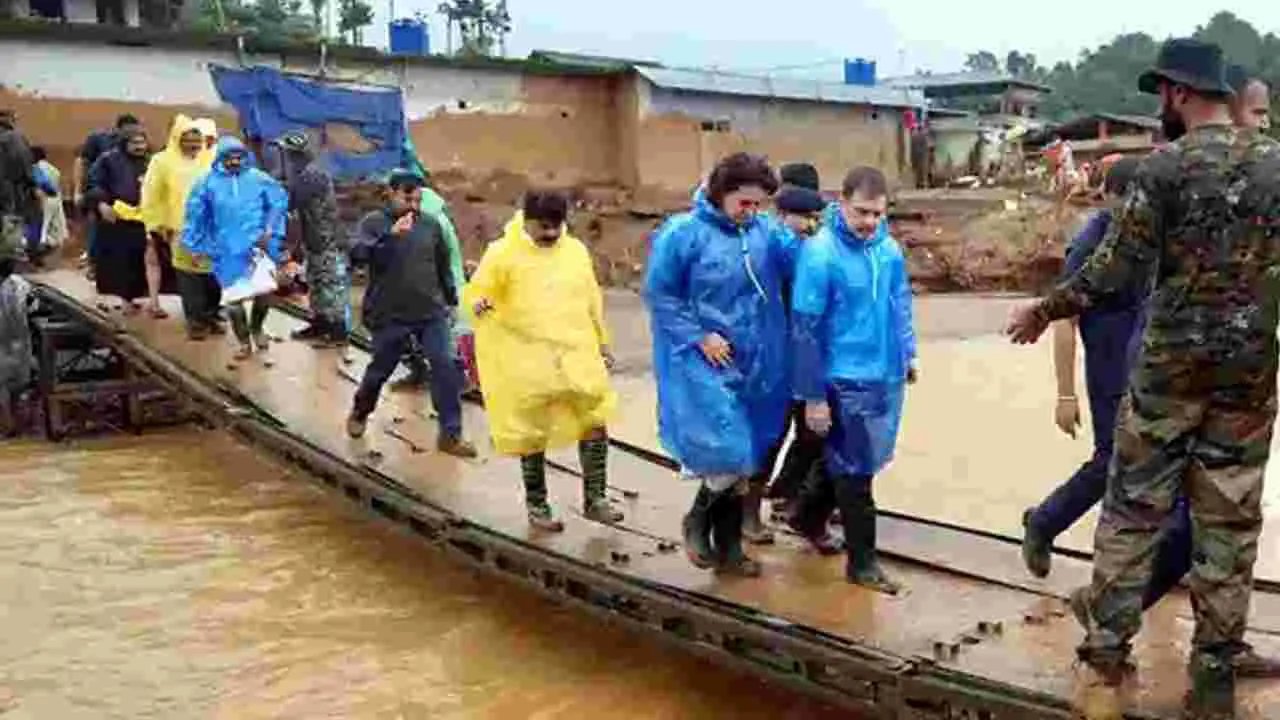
[[521, 453, 564, 533], [1184, 652, 1235, 719], [579, 437, 622, 524]]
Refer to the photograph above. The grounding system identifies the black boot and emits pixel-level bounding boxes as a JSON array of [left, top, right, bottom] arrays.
[[741, 474, 775, 545], [712, 486, 761, 577], [786, 463, 843, 556], [835, 476, 899, 595], [683, 485, 716, 569], [291, 318, 325, 341]]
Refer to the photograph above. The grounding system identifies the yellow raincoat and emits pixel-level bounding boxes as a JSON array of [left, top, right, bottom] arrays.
[[464, 213, 616, 455], [140, 115, 214, 273]]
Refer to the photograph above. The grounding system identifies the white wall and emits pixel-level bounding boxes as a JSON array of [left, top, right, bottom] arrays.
[[0, 35, 529, 119]]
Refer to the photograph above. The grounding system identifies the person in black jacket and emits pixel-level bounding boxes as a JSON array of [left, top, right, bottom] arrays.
[[85, 127, 154, 313], [346, 169, 477, 458], [0, 110, 36, 265]]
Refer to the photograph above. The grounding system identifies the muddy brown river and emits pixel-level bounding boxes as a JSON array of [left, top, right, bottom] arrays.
[[0, 430, 840, 719]]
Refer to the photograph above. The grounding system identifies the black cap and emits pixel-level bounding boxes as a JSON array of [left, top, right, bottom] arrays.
[[1138, 38, 1233, 96], [779, 163, 820, 192], [776, 186, 826, 214]]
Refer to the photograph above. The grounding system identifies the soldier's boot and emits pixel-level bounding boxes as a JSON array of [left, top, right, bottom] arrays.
[[712, 487, 762, 578], [579, 437, 622, 524], [291, 320, 325, 341], [1072, 662, 1127, 720], [1184, 653, 1235, 720], [1233, 644, 1280, 678], [682, 485, 717, 569], [1022, 507, 1053, 578], [522, 453, 564, 533], [741, 475, 775, 545], [390, 358, 430, 391], [1070, 590, 1135, 719]]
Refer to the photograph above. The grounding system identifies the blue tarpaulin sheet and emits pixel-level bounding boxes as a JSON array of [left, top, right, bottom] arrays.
[[208, 64, 411, 180]]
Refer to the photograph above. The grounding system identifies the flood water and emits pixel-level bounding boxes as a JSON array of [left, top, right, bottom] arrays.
[[0, 429, 840, 719]]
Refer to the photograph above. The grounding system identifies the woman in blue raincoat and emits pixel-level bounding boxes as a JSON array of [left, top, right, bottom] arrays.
[[643, 152, 791, 577], [790, 166, 917, 595], [182, 137, 288, 360]]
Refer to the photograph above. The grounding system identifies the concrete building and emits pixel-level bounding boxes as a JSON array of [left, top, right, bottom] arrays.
[[884, 71, 1051, 122], [12, 0, 141, 26], [0, 20, 925, 194]]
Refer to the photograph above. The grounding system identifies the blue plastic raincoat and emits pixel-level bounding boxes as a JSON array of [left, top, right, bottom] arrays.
[[181, 137, 288, 288], [791, 208, 916, 477], [643, 191, 795, 477]]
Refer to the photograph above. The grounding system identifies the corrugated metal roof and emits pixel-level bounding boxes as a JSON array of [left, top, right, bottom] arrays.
[[636, 66, 925, 109], [528, 49, 663, 71], [883, 71, 1052, 94]]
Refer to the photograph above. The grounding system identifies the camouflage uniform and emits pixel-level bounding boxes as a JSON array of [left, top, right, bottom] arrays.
[[291, 159, 350, 332], [1035, 125, 1280, 671]]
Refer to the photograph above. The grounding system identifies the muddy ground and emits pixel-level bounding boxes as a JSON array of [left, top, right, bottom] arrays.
[[335, 174, 1090, 295]]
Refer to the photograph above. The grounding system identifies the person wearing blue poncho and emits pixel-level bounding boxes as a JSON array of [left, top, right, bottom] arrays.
[[182, 136, 288, 360], [790, 166, 917, 595], [643, 152, 790, 577]]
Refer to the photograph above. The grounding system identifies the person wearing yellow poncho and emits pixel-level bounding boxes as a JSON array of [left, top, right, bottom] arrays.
[[140, 115, 220, 339], [463, 190, 622, 532]]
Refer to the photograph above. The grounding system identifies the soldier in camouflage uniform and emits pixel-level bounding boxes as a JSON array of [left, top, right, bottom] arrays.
[[1007, 39, 1280, 718], [274, 132, 350, 347]]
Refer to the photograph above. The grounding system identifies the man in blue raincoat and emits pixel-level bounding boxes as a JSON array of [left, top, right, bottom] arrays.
[[790, 166, 917, 595], [182, 137, 289, 360], [643, 152, 792, 577]]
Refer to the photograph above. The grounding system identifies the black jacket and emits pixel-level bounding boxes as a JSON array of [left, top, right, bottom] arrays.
[[0, 125, 36, 221], [351, 207, 457, 330]]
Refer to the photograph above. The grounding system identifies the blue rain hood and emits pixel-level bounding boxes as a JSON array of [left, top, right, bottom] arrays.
[[181, 136, 289, 287], [790, 205, 917, 399], [642, 189, 793, 476]]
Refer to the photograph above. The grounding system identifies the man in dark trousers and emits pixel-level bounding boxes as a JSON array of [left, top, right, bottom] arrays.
[[346, 169, 477, 459], [1007, 39, 1280, 716]]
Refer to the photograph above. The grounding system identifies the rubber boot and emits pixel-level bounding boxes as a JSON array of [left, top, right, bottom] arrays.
[[683, 485, 716, 569], [1021, 507, 1053, 578], [785, 464, 843, 555], [836, 476, 899, 595], [579, 437, 622, 524], [741, 475, 775, 545], [712, 488, 762, 577], [521, 453, 564, 533], [1184, 652, 1235, 719]]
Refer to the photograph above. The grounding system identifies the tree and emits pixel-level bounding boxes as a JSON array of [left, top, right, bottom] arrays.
[[964, 51, 1001, 74], [959, 12, 1280, 123], [187, 0, 319, 43], [437, 0, 511, 57], [308, 0, 327, 36], [336, 0, 373, 44]]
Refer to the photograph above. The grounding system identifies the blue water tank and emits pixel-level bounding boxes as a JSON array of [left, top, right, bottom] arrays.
[[389, 19, 430, 56], [843, 58, 877, 86]]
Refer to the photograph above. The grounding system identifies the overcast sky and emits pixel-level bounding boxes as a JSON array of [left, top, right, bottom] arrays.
[[365, 1, 1277, 80]]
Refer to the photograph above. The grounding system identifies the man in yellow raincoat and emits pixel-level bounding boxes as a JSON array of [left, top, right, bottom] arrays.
[[140, 115, 220, 339], [464, 190, 622, 531]]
